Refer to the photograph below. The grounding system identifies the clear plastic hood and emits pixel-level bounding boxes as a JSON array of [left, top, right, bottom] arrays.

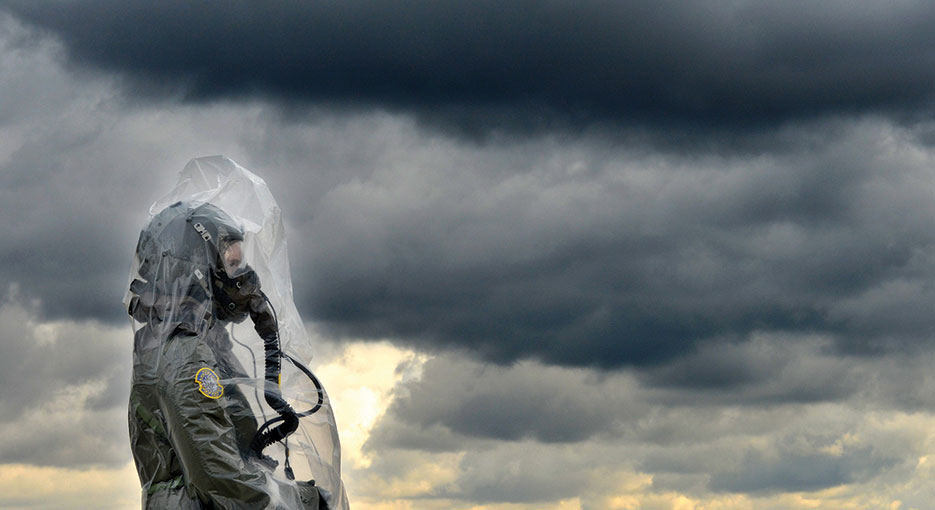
[[125, 155, 348, 510]]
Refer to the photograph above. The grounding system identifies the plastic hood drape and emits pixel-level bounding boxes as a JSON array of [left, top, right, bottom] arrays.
[[124, 156, 348, 510]]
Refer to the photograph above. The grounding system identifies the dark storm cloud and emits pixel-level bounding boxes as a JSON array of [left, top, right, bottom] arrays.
[[0, 294, 122, 416], [638, 333, 860, 403], [0, 17, 247, 322], [302, 120, 935, 368], [6, 15, 935, 375], [446, 445, 595, 504], [360, 351, 928, 502], [0, 129, 157, 321], [0, 296, 132, 467], [6, 0, 935, 134], [709, 445, 900, 494], [365, 356, 640, 447], [642, 411, 916, 494], [365, 340, 897, 450], [8, 10, 935, 507]]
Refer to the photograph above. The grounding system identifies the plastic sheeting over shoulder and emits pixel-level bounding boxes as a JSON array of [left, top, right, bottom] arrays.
[[124, 156, 348, 510]]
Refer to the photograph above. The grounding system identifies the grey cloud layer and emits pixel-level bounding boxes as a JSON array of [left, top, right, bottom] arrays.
[[363, 350, 930, 501], [0, 294, 132, 468], [6, 1, 935, 134], [709, 445, 899, 494], [7, 9, 935, 508], [7, 13, 935, 371], [367, 339, 895, 452], [368, 356, 641, 445], [0, 15, 266, 321], [302, 120, 935, 367]]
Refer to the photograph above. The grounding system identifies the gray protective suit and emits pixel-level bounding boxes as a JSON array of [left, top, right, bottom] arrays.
[[129, 322, 323, 509], [125, 161, 347, 510]]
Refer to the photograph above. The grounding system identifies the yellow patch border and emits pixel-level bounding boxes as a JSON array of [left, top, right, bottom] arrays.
[[195, 367, 224, 399]]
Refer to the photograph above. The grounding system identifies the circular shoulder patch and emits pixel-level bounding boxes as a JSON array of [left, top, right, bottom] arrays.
[[195, 367, 224, 399]]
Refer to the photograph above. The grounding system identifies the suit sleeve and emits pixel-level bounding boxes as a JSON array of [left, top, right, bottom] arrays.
[[159, 335, 310, 509]]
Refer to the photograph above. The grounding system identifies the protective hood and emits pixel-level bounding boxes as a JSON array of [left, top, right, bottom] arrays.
[[125, 155, 348, 510]]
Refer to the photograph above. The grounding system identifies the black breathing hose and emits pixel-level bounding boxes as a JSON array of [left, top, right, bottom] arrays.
[[249, 293, 325, 464]]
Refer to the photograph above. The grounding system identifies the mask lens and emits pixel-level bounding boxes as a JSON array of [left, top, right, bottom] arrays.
[[222, 240, 246, 277]]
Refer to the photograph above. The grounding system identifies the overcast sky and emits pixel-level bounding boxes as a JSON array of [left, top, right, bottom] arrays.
[[3, 2, 935, 509]]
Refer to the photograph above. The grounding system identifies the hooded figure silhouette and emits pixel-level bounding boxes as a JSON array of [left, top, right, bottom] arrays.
[[125, 156, 348, 510]]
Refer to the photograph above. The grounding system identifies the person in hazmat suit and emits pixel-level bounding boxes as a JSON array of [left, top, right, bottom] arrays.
[[124, 156, 348, 510]]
